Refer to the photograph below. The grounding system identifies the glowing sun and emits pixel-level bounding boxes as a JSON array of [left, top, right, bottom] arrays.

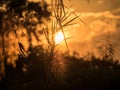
[[55, 32, 64, 44]]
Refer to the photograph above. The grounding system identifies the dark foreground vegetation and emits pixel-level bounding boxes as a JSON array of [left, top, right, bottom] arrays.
[[0, 46, 120, 90], [0, 0, 120, 90]]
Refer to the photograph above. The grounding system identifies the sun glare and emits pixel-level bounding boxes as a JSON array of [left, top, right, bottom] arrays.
[[55, 32, 64, 44]]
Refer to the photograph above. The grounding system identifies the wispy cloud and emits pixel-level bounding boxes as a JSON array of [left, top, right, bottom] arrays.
[[68, 7, 120, 60], [81, 10, 120, 19], [97, 0, 104, 4], [85, 19, 116, 40]]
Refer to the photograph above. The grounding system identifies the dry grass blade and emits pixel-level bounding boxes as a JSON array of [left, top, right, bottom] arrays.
[[65, 6, 92, 30], [61, 12, 72, 22], [61, 23, 77, 29], [43, 27, 51, 47], [44, 0, 80, 54], [55, 22, 76, 32], [60, 0, 65, 14], [62, 15, 80, 28]]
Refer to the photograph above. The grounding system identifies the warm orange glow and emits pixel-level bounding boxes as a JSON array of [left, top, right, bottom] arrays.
[[55, 32, 64, 44]]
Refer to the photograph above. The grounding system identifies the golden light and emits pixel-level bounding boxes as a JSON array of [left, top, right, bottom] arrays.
[[55, 32, 64, 44]]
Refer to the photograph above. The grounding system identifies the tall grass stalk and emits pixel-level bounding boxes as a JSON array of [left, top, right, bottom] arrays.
[[43, 0, 80, 85], [44, 0, 80, 53]]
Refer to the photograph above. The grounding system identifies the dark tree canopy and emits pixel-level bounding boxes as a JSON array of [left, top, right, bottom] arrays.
[[0, 0, 51, 41], [0, 0, 51, 51], [0, 0, 51, 78]]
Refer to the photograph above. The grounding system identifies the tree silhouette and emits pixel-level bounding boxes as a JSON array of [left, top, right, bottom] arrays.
[[0, 0, 51, 78]]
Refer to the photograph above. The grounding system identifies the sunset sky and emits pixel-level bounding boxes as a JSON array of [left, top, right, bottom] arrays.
[[1, 0, 120, 61], [60, 0, 120, 60]]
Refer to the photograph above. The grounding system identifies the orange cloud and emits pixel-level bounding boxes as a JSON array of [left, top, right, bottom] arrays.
[[81, 10, 120, 19]]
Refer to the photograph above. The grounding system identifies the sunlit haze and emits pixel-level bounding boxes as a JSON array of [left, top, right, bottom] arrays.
[[55, 32, 64, 44], [61, 0, 120, 61], [1, 0, 120, 61]]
